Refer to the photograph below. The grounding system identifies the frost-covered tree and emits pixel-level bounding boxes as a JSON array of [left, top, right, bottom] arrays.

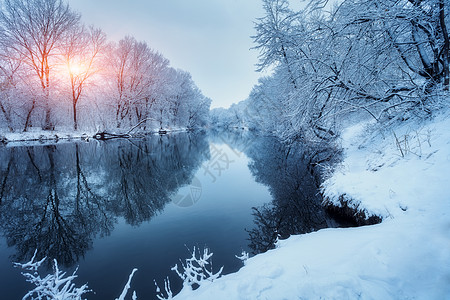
[[323, 0, 450, 105], [0, 47, 22, 131], [105, 36, 170, 129], [164, 70, 211, 129], [60, 25, 106, 130], [242, 0, 450, 146], [187, 91, 211, 129], [0, 0, 212, 133], [0, 0, 80, 130], [253, 0, 299, 87]]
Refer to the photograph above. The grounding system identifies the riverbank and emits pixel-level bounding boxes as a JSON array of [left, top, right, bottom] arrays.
[[0, 127, 189, 147], [170, 111, 450, 299]]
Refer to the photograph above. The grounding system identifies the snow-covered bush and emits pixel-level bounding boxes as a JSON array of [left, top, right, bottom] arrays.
[[173, 247, 223, 288], [15, 250, 140, 300], [17, 247, 223, 300], [155, 247, 223, 299], [235, 250, 249, 265], [14, 250, 90, 300]]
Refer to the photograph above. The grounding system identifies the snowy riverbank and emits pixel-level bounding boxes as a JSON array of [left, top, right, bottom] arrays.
[[170, 112, 450, 299], [0, 127, 189, 147]]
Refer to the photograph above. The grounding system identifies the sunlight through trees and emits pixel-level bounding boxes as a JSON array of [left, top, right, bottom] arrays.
[[0, 0, 211, 133]]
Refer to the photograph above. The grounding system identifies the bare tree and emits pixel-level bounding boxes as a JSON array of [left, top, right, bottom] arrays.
[[253, 0, 299, 88], [105, 36, 170, 129], [247, 0, 450, 145], [339, 0, 450, 93], [60, 26, 105, 130], [0, 47, 21, 131], [0, 0, 80, 130]]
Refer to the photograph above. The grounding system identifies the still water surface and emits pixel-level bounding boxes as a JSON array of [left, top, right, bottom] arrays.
[[0, 131, 336, 299]]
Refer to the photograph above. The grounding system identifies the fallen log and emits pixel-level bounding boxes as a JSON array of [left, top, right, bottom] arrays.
[[93, 132, 132, 140]]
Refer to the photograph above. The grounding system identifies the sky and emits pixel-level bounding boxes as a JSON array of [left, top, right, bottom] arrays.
[[68, 0, 270, 109]]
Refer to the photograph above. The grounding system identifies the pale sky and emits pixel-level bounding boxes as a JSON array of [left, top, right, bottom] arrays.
[[68, 0, 269, 109]]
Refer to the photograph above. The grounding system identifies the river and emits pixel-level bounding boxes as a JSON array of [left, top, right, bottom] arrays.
[[0, 130, 337, 299]]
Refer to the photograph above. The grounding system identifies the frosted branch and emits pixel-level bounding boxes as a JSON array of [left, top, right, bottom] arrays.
[[14, 251, 90, 300], [116, 268, 138, 300]]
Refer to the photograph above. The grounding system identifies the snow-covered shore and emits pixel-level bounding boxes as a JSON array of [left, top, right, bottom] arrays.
[[171, 112, 450, 299], [0, 129, 93, 146], [0, 127, 190, 147]]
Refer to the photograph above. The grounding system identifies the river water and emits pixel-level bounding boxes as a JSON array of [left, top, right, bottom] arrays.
[[0, 130, 337, 299]]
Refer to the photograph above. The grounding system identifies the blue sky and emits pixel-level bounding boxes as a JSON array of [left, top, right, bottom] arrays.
[[68, 0, 268, 108]]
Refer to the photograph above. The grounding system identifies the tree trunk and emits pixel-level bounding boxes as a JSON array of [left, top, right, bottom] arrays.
[[44, 109, 52, 130], [0, 101, 13, 132], [73, 100, 78, 131], [23, 98, 36, 132], [43, 61, 53, 130]]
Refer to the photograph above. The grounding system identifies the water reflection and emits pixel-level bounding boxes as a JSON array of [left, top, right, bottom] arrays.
[[213, 130, 337, 254], [0, 132, 209, 267], [0, 130, 339, 299]]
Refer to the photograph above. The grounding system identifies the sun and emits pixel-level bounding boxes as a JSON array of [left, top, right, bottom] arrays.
[[68, 62, 86, 76]]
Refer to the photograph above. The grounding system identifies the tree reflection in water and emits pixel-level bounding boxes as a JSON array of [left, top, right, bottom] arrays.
[[213, 130, 338, 254], [0, 132, 209, 268]]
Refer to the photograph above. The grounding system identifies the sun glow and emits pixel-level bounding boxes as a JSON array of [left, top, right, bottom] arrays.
[[68, 62, 86, 76]]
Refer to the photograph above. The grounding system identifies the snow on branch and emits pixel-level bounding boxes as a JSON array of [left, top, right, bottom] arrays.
[[17, 247, 224, 300], [172, 246, 223, 288], [235, 250, 250, 265], [14, 250, 90, 300], [154, 277, 173, 300], [154, 247, 224, 299], [115, 268, 138, 300]]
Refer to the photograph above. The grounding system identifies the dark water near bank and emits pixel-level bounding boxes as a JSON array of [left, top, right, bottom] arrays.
[[0, 130, 337, 299]]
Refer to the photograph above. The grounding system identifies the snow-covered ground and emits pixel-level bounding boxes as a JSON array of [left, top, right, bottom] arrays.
[[0, 128, 93, 144], [170, 111, 450, 299], [0, 127, 189, 147]]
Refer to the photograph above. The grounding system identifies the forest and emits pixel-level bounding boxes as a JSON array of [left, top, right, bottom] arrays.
[[212, 0, 449, 150], [0, 0, 211, 134]]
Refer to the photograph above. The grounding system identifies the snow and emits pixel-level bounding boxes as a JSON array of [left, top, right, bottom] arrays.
[[170, 112, 450, 299], [0, 129, 94, 147], [15, 251, 90, 300], [116, 269, 138, 300], [0, 127, 190, 147]]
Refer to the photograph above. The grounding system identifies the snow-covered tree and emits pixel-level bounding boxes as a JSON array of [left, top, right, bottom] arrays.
[[0, 0, 80, 130], [104, 36, 178, 130], [241, 0, 450, 146], [0, 47, 22, 131], [101, 36, 209, 132], [0, 1, 210, 133], [60, 25, 106, 130]]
